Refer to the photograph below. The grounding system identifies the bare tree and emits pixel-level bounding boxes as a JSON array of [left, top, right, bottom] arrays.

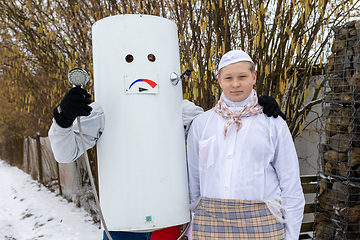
[[0, 0, 358, 145]]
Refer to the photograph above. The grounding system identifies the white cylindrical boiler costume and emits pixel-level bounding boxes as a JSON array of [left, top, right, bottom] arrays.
[[92, 15, 190, 231]]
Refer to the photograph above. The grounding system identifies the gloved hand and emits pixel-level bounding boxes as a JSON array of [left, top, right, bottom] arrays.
[[53, 86, 92, 128], [258, 95, 286, 120]]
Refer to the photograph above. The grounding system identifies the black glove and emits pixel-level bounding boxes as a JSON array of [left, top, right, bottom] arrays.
[[53, 86, 92, 128], [258, 95, 286, 120]]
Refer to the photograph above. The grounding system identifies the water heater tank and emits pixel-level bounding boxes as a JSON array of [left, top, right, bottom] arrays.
[[92, 14, 190, 231]]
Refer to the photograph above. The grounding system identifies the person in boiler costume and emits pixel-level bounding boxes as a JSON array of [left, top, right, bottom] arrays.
[[186, 50, 305, 240], [48, 16, 286, 240]]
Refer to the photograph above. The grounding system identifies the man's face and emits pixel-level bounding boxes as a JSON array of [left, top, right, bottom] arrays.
[[218, 61, 256, 102]]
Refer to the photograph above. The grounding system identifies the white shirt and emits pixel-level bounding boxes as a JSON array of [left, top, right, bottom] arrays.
[[187, 93, 305, 240]]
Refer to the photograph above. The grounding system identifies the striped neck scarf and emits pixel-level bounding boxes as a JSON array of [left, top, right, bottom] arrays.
[[213, 91, 263, 138]]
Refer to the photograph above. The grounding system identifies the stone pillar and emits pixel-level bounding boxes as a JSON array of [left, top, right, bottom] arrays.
[[316, 21, 360, 240]]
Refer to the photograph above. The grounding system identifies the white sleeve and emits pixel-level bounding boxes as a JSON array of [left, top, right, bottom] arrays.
[[273, 121, 305, 240], [182, 100, 204, 136], [186, 117, 201, 209], [48, 102, 105, 163]]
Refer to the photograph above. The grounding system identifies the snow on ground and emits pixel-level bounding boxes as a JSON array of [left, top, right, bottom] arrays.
[[0, 159, 103, 240]]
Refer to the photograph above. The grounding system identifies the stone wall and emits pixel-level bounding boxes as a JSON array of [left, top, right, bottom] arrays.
[[316, 20, 360, 240]]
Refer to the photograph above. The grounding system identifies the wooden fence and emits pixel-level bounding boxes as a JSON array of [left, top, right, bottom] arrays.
[[300, 175, 317, 239]]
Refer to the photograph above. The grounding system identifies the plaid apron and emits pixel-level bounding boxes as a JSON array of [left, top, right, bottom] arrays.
[[192, 197, 285, 240]]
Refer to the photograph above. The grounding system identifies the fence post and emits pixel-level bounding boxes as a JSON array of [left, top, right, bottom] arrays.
[[36, 132, 43, 184], [56, 161, 62, 195], [25, 137, 30, 174]]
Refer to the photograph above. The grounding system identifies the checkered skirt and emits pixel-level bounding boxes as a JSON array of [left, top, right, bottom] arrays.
[[192, 197, 285, 240]]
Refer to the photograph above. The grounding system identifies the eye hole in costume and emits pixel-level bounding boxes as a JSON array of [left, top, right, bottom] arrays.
[[148, 54, 156, 62], [125, 54, 134, 63]]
